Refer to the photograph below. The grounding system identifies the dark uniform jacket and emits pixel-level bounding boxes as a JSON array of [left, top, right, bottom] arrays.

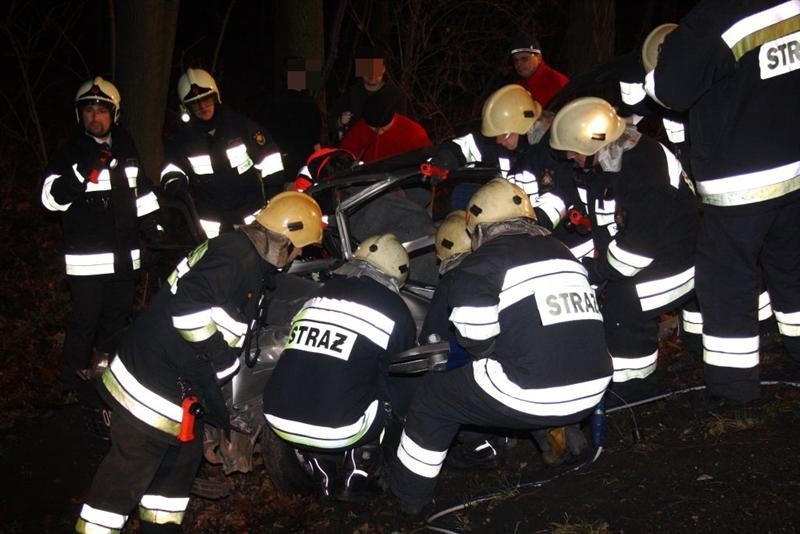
[[580, 135, 699, 314], [161, 105, 284, 236], [101, 232, 274, 442], [647, 0, 800, 213], [41, 127, 160, 277], [263, 274, 415, 448], [447, 230, 612, 417]]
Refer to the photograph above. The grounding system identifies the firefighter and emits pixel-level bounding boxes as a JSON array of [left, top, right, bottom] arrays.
[[549, 96, 698, 392], [645, 0, 800, 407], [160, 68, 285, 240], [262, 233, 416, 503], [41, 76, 161, 401], [383, 178, 612, 514], [75, 192, 324, 533]]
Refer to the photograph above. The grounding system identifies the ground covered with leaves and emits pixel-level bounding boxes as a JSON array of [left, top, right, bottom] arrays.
[[2, 186, 800, 533]]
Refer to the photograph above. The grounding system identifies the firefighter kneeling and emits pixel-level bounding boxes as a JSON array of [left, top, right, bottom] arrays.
[[75, 192, 323, 533], [263, 233, 416, 503]]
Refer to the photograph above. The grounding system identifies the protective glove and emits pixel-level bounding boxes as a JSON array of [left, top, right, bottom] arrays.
[[78, 144, 117, 184], [181, 360, 231, 433]]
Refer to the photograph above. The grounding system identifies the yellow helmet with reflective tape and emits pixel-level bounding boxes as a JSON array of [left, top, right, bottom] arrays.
[[353, 233, 410, 286], [481, 84, 542, 137], [549, 97, 626, 156], [435, 210, 471, 262], [466, 178, 535, 234], [254, 191, 323, 248], [642, 23, 678, 73]]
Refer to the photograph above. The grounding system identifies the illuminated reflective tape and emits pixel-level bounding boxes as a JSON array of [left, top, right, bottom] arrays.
[[703, 334, 760, 368], [758, 290, 774, 320], [635, 266, 694, 312], [620, 81, 646, 105], [682, 309, 703, 334], [569, 239, 596, 260], [662, 118, 686, 144], [501, 259, 594, 312], [188, 154, 213, 175], [226, 143, 254, 174], [533, 191, 567, 227], [66, 252, 115, 276], [76, 503, 127, 533], [611, 350, 658, 383], [85, 168, 112, 192], [397, 429, 447, 479], [473, 358, 611, 416], [103, 358, 182, 435], [450, 304, 500, 341], [508, 170, 539, 197], [254, 151, 284, 177], [216, 356, 241, 381], [199, 219, 221, 239], [722, 0, 800, 60], [173, 309, 217, 342], [211, 306, 248, 347], [659, 143, 684, 189], [136, 191, 159, 217], [697, 159, 800, 206], [498, 157, 511, 177], [125, 166, 139, 188], [294, 297, 395, 349], [453, 133, 483, 163], [138, 495, 188, 525], [607, 240, 654, 277], [266, 399, 380, 449], [41, 173, 71, 211], [775, 310, 800, 336], [160, 163, 186, 181]]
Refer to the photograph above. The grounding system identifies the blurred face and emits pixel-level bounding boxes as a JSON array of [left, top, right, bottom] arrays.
[[496, 132, 520, 151], [512, 52, 542, 79], [189, 95, 216, 121], [565, 150, 588, 168], [356, 58, 386, 90], [80, 104, 113, 137]]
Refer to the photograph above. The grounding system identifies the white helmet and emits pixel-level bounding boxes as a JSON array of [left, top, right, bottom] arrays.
[[74, 76, 121, 124], [481, 84, 542, 137], [642, 23, 678, 73], [549, 97, 626, 156], [466, 178, 535, 234], [177, 68, 221, 106], [353, 233, 410, 286], [254, 191, 324, 248], [435, 210, 471, 262]]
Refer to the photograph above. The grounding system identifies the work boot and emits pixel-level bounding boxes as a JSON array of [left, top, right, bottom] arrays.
[[295, 449, 339, 498], [336, 443, 382, 503], [446, 436, 502, 470]]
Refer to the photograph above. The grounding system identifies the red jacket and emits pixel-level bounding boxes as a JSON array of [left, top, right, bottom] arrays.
[[518, 61, 569, 107], [339, 113, 431, 163]]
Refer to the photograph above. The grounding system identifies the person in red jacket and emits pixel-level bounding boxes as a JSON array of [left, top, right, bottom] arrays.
[[509, 32, 569, 108], [338, 89, 431, 163]]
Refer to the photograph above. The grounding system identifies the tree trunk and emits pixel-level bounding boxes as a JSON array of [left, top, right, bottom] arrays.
[[114, 0, 180, 184], [565, 0, 615, 77]]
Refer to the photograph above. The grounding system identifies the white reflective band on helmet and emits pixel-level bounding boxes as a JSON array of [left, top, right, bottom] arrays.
[[77, 503, 127, 533], [569, 239, 596, 260], [450, 304, 500, 341], [160, 163, 187, 181], [294, 297, 395, 349], [226, 143, 253, 174], [722, 0, 800, 60], [397, 430, 448, 479], [703, 334, 760, 369], [682, 309, 703, 334], [606, 240, 654, 277], [697, 159, 800, 206], [137, 191, 160, 217], [635, 266, 694, 312], [473, 358, 611, 415], [266, 399, 380, 449], [619, 81, 646, 106], [103, 357, 183, 435], [453, 133, 483, 163], [533, 192, 567, 227], [41, 174, 71, 211], [199, 219, 221, 239], [254, 151, 284, 177], [758, 290, 774, 320], [775, 310, 800, 336], [662, 118, 686, 144], [611, 350, 658, 382], [188, 154, 214, 175]]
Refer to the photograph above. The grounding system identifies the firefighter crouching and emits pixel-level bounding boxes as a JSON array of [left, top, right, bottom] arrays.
[[75, 192, 323, 533], [263, 233, 416, 503], [383, 178, 613, 515]]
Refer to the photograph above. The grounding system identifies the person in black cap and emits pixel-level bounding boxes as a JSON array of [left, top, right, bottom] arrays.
[[330, 46, 410, 142], [338, 89, 430, 163], [509, 32, 569, 107]]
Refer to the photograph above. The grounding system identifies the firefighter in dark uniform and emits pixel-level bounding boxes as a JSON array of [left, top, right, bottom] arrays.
[[41, 76, 161, 399], [549, 97, 699, 391], [75, 192, 324, 533], [160, 68, 285, 240], [384, 178, 613, 514], [263, 233, 415, 502], [429, 84, 594, 261], [645, 0, 800, 406]]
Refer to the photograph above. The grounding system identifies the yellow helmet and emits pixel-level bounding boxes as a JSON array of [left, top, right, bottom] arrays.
[[642, 23, 678, 73], [178, 68, 221, 105], [466, 178, 535, 234], [435, 210, 471, 262], [353, 233, 410, 286], [481, 84, 543, 137], [74, 76, 121, 124], [549, 97, 626, 156], [254, 191, 323, 248]]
